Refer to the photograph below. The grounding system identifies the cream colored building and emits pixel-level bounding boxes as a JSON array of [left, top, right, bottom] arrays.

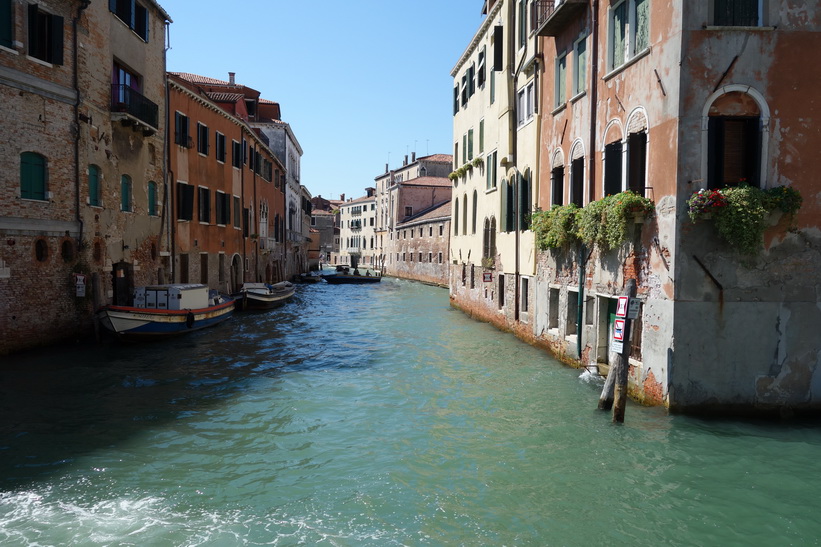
[[450, 0, 539, 324], [337, 191, 377, 268]]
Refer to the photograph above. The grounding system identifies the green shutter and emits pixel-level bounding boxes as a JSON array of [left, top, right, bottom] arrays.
[[148, 181, 156, 215], [89, 165, 100, 206], [21, 152, 46, 200], [612, 2, 626, 68], [51, 14, 63, 65]]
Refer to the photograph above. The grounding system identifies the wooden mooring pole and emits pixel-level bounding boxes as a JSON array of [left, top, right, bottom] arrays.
[[598, 279, 637, 423]]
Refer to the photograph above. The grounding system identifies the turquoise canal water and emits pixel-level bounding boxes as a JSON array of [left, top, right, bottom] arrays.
[[1, 279, 820, 545]]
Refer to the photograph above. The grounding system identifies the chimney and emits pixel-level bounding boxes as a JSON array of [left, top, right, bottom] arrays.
[[385, 163, 389, 173], [403, 155, 408, 166], [340, 193, 345, 202], [412, 152, 416, 162], [228, 72, 235, 85]]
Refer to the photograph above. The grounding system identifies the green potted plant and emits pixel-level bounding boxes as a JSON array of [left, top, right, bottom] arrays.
[[531, 204, 580, 250], [472, 157, 484, 168]]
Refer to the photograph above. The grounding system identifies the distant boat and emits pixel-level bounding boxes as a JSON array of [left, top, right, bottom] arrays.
[[235, 281, 295, 310], [298, 272, 323, 283], [323, 266, 382, 285], [97, 284, 235, 339]]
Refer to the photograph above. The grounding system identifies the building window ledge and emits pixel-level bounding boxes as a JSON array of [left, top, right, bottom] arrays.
[[603, 47, 652, 82]]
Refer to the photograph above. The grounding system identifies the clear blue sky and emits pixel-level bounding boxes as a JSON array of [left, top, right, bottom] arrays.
[[160, 0, 484, 201]]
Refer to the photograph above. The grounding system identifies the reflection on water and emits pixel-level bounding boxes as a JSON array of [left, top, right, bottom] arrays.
[[1, 279, 820, 545]]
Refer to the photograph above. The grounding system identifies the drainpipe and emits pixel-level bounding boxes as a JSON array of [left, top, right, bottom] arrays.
[[160, 23, 171, 283], [578, 0, 601, 359], [72, 1, 91, 254]]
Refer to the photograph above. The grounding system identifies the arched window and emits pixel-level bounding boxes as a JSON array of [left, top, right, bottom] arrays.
[[61, 240, 74, 263], [35, 239, 48, 262], [120, 175, 132, 212], [454, 196, 460, 236], [147, 181, 157, 216], [88, 165, 101, 207], [462, 193, 468, 236], [519, 170, 531, 230], [551, 151, 565, 206], [20, 152, 46, 201], [706, 89, 766, 189], [471, 190, 478, 234]]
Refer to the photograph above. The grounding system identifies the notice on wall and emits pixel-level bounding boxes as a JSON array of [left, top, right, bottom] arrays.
[[616, 296, 629, 318], [74, 273, 86, 298], [483, 272, 493, 283]]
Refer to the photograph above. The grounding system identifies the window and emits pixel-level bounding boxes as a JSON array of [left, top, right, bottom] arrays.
[[502, 179, 514, 232], [628, 132, 647, 196], [20, 152, 46, 200], [498, 274, 505, 308], [27, 4, 63, 65], [608, 0, 649, 71], [714, 0, 759, 26], [521, 277, 529, 313], [454, 197, 459, 236], [197, 123, 209, 155], [438, 252, 443, 263], [232, 140, 241, 167], [468, 128, 474, 161], [461, 74, 468, 107], [198, 187, 210, 223], [571, 157, 585, 207], [215, 132, 226, 163], [175, 112, 190, 147], [708, 116, 761, 188], [478, 47, 486, 88], [551, 165, 565, 206], [88, 165, 101, 207], [468, 63, 476, 99], [573, 35, 588, 96], [483, 217, 497, 260], [120, 175, 132, 212], [61, 240, 74, 263], [233, 196, 241, 228], [472, 190, 478, 234], [147, 181, 157, 216], [177, 182, 194, 221], [604, 141, 624, 196], [1, 0, 13, 48], [517, 80, 535, 126], [486, 150, 497, 190], [519, 174, 531, 231], [453, 86, 460, 115], [462, 134, 467, 164], [405, 206, 413, 217], [518, 0, 527, 49], [555, 53, 567, 107], [479, 119, 485, 154], [35, 239, 48, 262], [462, 194, 468, 236], [110, 0, 149, 41]]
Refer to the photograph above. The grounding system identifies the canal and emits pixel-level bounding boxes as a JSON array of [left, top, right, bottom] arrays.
[[1, 278, 820, 545]]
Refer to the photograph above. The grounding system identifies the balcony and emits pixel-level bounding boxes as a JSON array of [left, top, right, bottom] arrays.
[[110, 85, 159, 135], [533, 0, 587, 36]]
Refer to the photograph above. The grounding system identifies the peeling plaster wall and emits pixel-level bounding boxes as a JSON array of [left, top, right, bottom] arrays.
[[668, 3, 821, 414]]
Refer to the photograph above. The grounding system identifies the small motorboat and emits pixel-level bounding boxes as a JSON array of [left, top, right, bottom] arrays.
[[323, 267, 382, 285], [97, 284, 234, 339], [235, 281, 295, 310], [298, 272, 323, 283]]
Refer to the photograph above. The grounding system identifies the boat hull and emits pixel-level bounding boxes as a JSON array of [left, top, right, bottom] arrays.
[[323, 274, 382, 285], [97, 298, 235, 339], [234, 282, 295, 311]]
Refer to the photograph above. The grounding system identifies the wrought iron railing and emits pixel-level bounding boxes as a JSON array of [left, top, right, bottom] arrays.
[[532, 0, 557, 31], [110, 85, 159, 129]]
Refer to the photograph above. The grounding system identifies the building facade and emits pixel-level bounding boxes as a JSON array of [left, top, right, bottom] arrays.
[[337, 192, 376, 268], [374, 153, 453, 285], [452, 0, 821, 416], [0, 0, 170, 354], [450, 0, 540, 336], [168, 72, 286, 293], [392, 202, 451, 287]]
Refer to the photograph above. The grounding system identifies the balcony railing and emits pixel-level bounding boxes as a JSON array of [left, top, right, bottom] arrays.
[[110, 85, 159, 131], [533, 0, 587, 36]]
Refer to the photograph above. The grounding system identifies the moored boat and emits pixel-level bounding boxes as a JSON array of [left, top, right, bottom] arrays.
[[323, 267, 382, 285], [235, 281, 295, 310], [97, 284, 234, 339]]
